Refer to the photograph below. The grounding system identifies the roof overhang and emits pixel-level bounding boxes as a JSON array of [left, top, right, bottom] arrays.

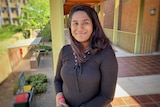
[[64, 0, 102, 15]]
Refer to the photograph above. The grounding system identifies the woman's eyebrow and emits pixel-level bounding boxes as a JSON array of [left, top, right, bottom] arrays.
[[72, 19, 91, 22]]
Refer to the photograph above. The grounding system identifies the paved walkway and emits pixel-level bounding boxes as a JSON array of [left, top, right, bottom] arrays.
[[0, 42, 56, 107], [0, 42, 160, 107]]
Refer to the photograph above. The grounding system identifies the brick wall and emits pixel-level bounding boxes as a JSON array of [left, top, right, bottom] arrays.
[[103, 0, 139, 33], [119, 0, 139, 33], [142, 0, 160, 34], [140, 0, 160, 53], [103, 0, 115, 29]]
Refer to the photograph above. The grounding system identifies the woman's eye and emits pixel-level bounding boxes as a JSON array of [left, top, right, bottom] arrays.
[[72, 22, 78, 26], [83, 22, 89, 25]]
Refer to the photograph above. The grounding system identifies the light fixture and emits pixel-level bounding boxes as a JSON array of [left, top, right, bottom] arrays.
[[150, 7, 156, 15]]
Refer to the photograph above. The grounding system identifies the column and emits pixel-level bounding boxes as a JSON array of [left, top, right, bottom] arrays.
[[113, 0, 120, 44], [50, 0, 65, 73], [134, 0, 144, 53]]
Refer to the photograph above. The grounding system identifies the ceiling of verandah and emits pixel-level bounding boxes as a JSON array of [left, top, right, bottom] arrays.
[[64, 0, 102, 15]]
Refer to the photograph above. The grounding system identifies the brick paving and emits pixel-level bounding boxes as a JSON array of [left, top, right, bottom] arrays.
[[110, 94, 160, 107], [117, 55, 160, 77]]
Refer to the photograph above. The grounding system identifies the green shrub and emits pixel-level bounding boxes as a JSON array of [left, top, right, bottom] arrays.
[[25, 73, 48, 94], [13, 73, 48, 95], [23, 30, 30, 39], [40, 45, 52, 51]]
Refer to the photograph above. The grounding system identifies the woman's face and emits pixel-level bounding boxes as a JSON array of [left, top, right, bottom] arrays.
[[71, 11, 93, 46]]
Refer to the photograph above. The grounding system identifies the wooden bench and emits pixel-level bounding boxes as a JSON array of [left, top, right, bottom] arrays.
[[30, 51, 40, 69], [13, 72, 35, 107]]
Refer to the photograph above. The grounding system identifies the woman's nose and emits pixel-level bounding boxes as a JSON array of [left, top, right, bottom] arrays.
[[77, 24, 83, 31]]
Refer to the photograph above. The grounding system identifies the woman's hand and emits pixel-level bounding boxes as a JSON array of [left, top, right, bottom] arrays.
[[56, 92, 69, 107], [59, 101, 69, 107]]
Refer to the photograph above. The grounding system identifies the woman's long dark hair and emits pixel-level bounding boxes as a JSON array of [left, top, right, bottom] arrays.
[[68, 5, 111, 63]]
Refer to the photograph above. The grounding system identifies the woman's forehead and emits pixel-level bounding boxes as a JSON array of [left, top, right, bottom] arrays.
[[71, 11, 91, 21]]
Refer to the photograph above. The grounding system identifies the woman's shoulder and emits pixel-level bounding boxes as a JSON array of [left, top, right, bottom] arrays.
[[103, 44, 114, 52], [62, 44, 72, 50], [61, 44, 73, 54], [100, 44, 116, 56]]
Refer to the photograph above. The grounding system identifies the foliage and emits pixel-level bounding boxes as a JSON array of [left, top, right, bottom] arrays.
[[21, 0, 50, 30], [25, 74, 48, 94], [40, 45, 52, 51], [23, 30, 31, 39], [0, 25, 23, 41], [13, 73, 48, 95], [20, 0, 51, 45], [42, 26, 51, 41]]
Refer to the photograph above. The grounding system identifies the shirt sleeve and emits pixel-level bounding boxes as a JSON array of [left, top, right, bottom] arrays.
[[83, 46, 118, 107], [54, 47, 64, 94]]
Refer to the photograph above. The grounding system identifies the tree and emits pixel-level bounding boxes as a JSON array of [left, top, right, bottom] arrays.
[[21, 0, 50, 41]]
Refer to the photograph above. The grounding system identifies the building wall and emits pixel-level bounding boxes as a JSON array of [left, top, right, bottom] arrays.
[[140, 0, 160, 53], [102, 0, 160, 53], [157, 3, 160, 51], [103, 0, 115, 29], [119, 0, 139, 33], [142, 0, 159, 34], [0, 51, 12, 84], [0, 0, 28, 26], [103, 0, 139, 32]]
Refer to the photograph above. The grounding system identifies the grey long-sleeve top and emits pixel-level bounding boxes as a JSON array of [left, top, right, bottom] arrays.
[[54, 45, 118, 107]]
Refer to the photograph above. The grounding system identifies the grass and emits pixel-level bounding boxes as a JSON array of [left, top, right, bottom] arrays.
[[0, 25, 23, 41], [0, 25, 23, 55], [0, 38, 16, 55]]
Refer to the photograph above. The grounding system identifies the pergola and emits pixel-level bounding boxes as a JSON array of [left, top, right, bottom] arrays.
[[64, 0, 101, 15]]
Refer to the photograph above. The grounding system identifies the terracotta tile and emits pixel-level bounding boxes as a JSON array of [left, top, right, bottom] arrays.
[[128, 104, 142, 107], [157, 103, 160, 106], [117, 55, 160, 77], [111, 97, 126, 106], [142, 103, 159, 107], [134, 95, 152, 103], [122, 96, 139, 105], [111, 105, 129, 107], [148, 94, 160, 102]]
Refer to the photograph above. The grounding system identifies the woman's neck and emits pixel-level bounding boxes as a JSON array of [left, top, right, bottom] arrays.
[[81, 43, 89, 53]]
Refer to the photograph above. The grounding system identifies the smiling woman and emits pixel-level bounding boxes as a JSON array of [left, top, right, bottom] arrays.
[[54, 5, 118, 107]]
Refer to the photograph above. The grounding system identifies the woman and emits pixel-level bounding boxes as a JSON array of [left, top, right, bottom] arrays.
[[54, 5, 118, 107]]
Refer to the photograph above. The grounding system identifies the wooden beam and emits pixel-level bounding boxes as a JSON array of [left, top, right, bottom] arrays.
[[65, 0, 101, 3], [64, 0, 102, 15]]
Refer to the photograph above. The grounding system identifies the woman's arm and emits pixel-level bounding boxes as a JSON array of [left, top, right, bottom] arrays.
[[54, 47, 69, 107], [54, 47, 64, 93], [56, 92, 69, 107]]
